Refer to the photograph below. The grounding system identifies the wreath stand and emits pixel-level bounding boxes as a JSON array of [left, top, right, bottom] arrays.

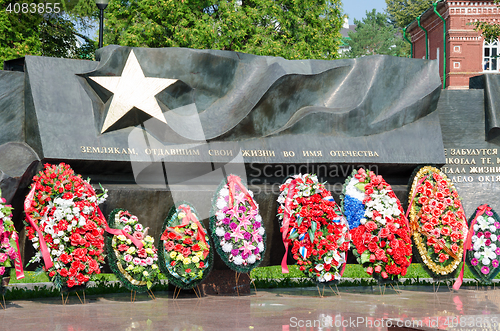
[[61, 285, 86, 305], [172, 285, 202, 299], [0, 273, 8, 309], [316, 282, 341, 298]]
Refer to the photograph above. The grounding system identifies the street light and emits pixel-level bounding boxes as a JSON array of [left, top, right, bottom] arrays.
[[95, 0, 109, 49]]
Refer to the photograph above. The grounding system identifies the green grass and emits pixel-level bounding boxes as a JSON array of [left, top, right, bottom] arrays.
[[2, 263, 499, 300], [2, 269, 170, 301], [8, 263, 498, 285], [250, 263, 500, 282], [7, 271, 121, 284], [7, 269, 169, 284], [7, 270, 50, 283]]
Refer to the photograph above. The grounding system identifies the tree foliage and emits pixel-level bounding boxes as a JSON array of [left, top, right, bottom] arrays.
[[385, 0, 433, 29], [343, 9, 409, 58], [104, 0, 344, 60], [0, 0, 98, 70]]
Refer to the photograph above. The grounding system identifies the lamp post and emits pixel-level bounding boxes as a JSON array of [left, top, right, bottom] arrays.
[[95, 0, 109, 49]]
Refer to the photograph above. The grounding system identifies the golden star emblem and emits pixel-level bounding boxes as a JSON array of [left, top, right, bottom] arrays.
[[90, 50, 178, 133]]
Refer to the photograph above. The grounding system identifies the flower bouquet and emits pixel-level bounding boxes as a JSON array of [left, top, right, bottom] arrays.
[[342, 168, 412, 282], [106, 209, 159, 292], [24, 163, 108, 290], [277, 174, 350, 283], [463, 205, 500, 285], [407, 166, 467, 280], [1, 190, 24, 293], [210, 175, 266, 273], [159, 202, 213, 289]]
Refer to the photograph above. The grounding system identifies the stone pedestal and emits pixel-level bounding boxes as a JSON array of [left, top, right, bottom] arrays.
[[201, 270, 251, 296]]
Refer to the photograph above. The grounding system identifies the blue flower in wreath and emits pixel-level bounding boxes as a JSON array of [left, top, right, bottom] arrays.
[[344, 195, 365, 230]]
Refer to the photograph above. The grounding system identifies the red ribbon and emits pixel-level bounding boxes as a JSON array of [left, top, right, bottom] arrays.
[[24, 186, 53, 269], [453, 204, 490, 290], [227, 175, 257, 210], [11, 232, 24, 280], [84, 182, 143, 249], [161, 205, 208, 256], [340, 250, 348, 277], [281, 180, 297, 274], [97, 208, 144, 249]]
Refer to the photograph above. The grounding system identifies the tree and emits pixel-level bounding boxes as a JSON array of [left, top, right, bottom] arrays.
[[0, 0, 42, 69], [385, 0, 433, 30], [0, 0, 98, 70], [104, 0, 345, 60], [343, 9, 408, 58]]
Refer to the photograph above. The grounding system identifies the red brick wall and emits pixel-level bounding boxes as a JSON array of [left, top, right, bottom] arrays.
[[408, 1, 499, 89]]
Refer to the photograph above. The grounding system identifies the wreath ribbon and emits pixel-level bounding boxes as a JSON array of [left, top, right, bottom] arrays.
[[24, 186, 53, 269], [99, 208, 143, 249], [340, 251, 348, 277], [10, 231, 24, 280], [84, 182, 143, 249], [281, 179, 297, 274], [227, 175, 256, 210], [453, 204, 490, 290], [161, 205, 208, 254]]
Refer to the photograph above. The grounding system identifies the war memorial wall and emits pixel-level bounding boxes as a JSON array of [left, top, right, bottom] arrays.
[[1, 46, 500, 292]]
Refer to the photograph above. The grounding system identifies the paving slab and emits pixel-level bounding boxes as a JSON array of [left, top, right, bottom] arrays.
[[1, 286, 500, 331]]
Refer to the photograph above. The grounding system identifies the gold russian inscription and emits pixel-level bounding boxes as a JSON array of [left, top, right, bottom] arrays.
[[446, 158, 476, 165], [442, 147, 500, 178], [481, 157, 493, 165], [470, 166, 500, 174], [451, 176, 474, 183], [241, 150, 275, 157], [80, 146, 138, 155], [283, 151, 295, 157], [329, 150, 379, 157], [478, 175, 500, 182], [449, 148, 498, 156], [144, 148, 199, 156], [442, 167, 467, 174], [208, 150, 233, 156], [302, 151, 323, 157]]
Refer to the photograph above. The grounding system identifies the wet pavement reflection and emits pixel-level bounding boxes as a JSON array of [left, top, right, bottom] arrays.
[[1, 286, 500, 331]]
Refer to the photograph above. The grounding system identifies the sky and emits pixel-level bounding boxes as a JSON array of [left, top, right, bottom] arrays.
[[343, 0, 387, 25]]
